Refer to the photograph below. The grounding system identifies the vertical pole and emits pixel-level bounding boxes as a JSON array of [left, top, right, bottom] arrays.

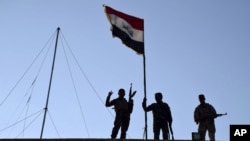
[[143, 54, 148, 141], [40, 27, 60, 139], [142, 20, 148, 140]]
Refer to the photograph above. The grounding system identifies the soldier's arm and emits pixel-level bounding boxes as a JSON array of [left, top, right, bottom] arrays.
[[205, 104, 218, 119], [162, 103, 173, 125], [166, 104, 173, 124], [142, 97, 147, 111], [128, 90, 135, 113], [211, 104, 217, 118], [128, 99, 134, 113], [142, 98, 153, 112], [194, 108, 200, 124], [105, 91, 114, 107]]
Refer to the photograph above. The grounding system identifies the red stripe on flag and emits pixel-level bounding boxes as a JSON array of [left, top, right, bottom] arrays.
[[105, 6, 144, 31]]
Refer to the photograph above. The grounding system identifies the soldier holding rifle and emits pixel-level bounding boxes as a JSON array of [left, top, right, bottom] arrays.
[[194, 94, 227, 141], [105, 84, 136, 139]]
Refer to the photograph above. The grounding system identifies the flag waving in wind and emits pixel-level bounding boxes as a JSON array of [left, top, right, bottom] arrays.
[[104, 5, 144, 54]]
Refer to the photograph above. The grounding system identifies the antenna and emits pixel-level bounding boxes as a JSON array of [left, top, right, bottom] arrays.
[[40, 27, 60, 139]]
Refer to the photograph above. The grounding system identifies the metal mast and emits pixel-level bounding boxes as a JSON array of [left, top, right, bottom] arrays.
[[40, 27, 60, 139]]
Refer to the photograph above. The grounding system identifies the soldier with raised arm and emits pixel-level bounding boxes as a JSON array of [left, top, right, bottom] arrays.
[[105, 87, 136, 139]]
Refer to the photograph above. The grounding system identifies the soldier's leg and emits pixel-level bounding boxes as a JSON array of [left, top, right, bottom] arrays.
[[162, 121, 169, 140], [120, 116, 130, 139], [111, 116, 121, 139], [153, 122, 160, 140], [208, 123, 216, 141], [198, 123, 207, 141]]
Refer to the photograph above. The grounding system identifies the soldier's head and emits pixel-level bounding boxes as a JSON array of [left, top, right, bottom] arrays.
[[198, 94, 206, 104], [118, 88, 125, 98], [155, 92, 163, 103]]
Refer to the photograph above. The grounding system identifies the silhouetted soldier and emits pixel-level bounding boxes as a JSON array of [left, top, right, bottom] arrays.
[[142, 92, 172, 140], [105, 88, 136, 139], [194, 94, 217, 141]]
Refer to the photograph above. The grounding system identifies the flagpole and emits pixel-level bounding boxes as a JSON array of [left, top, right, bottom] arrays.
[[143, 53, 148, 141], [142, 21, 148, 140]]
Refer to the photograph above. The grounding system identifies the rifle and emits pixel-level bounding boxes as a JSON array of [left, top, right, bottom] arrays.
[[196, 112, 227, 124], [129, 83, 136, 101], [169, 123, 174, 140], [216, 112, 227, 118]]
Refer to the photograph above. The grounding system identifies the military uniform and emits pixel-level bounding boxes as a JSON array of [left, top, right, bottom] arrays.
[[143, 100, 172, 140], [194, 102, 217, 141], [106, 94, 133, 139]]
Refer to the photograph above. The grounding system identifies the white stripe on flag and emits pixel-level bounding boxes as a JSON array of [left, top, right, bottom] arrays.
[[108, 14, 144, 43]]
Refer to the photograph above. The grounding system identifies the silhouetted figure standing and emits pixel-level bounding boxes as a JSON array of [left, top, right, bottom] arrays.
[[142, 92, 172, 140], [194, 94, 217, 141], [105, 88, 136, 139]]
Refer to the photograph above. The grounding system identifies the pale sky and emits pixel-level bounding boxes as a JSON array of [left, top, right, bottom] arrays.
[[0, 0, 250, 141]]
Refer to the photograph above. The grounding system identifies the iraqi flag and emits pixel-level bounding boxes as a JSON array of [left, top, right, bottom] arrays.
[[104, 5, 144, 54]]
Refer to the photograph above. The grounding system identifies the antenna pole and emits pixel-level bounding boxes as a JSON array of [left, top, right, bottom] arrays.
[[40, 27, 60, 139]]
